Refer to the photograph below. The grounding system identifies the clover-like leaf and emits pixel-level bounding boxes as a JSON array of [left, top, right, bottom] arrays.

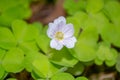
[[64, 0, 86, 15], [19, 41, 39, 53], [94, 58, 103, 65], [96, 44, 118, 66], [100, 23, 120, 47], [36, 33, 50, 54], [105, 59, 116, 67], [0, 27, 17, 49], [66, 62, 84, 76], [2, 48, 24, 72], [116, 54, 120, 72], [51, 72, 74, 80], [32, 53, 59, 78], [0, 49, 6, 79], [67, 11, 88, 37], [24, 51, 41, 72], [70, 26, 97, 62], [86, 0, 104, 13], [49, 48, 78, 67], [6, 78, 17, 80], [0, 0, 30, 12], [75, 76, 88, 80], [12, 20, 39, 43], [103, 0, 120, 26]]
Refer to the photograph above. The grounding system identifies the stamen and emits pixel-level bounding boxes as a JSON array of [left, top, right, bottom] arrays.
[[55, 32, 64, 40]]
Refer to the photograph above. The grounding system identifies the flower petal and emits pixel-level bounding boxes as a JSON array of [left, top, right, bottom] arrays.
[[63, 37, 77, 48], [62, 23, 74, 38], [54, 16, 66, 25], [50, 39, 63, 50], [47, 23, 57, 38]]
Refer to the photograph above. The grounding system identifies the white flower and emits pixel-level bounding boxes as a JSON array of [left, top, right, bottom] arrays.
[[47, 16, 77, 50]]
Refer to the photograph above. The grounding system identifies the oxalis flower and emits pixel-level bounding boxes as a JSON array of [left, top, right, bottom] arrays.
[[47, 16, 77, 50]]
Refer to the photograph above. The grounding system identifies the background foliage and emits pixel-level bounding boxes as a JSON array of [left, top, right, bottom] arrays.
[[0, 0, 120, 80]]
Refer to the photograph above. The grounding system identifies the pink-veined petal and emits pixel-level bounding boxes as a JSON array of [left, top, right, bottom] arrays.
[[63, 37, 77, 48], [50, 39, 63, 50], [62, 23, 74, 38], [47, 23, 57, 38], [54, 16, 66, 25]]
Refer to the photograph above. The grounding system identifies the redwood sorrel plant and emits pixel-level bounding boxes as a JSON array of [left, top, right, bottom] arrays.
[[0, 0, 120, 80]]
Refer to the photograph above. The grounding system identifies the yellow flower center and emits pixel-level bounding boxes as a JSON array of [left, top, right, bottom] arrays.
[[55, 32, 64, 40]]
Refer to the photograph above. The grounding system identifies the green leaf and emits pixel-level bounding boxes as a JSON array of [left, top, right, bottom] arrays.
[[19, 41, 39, 53], [86, 0, 104, 13], [116, 54, 120, 72], [32, 53, 59, 78], [94, 58, 103, 65], [12, 20, 38, 43], [6, 78, 17, 80], [3, 5, 31, 19], [12, 20, 27, 42], [0, 15, 14, 26], [49, 48, 78, 67], [64, 0, 86, 15], [0, 0, 31, 26], [0, 65, 5, 79], [0, 27, 17, 49], [96, 45, 107, 61], [0, 49, 6, 79], [24, 51, 41, 72], [67, 11, 88, 37], [0, 50, 7, 79], [70, 26, 97, 62], [75, 76, 88, 80], [51, 72, 74, 80], [79, 26, 98, 45], [36, 32, 50, 54], [71, 40, 96, 62], [100, 23, 120, 47], [97, 44, 116, 61], [0, 0, 30, 12], [88, 12, 109, 34], [2, 48, 24, 72], [0, 49, 6, 61], [66, 62, 84, 76], [31, 70, 44, 80], [105, 59, 116, 67], [103, 0, 120, 26]]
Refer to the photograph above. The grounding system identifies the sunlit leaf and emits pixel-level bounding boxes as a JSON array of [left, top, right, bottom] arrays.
[[100, 23, 120, 47], [0, 0, 30, 12], [86, 0, 104, 13], [19, 41, 39, 53], [49, 48, 78, 67], [12, 20, 38, 43], [94, 58, 103, 65], [103, 0, 120, 26], [66, 62, 84, 76], [75, 76, 88, 80], [0, 27, 17, 49], [105, 59, 116, 67], [67, 11, 88, 37], [70, 40, 96, 62], [36, 33, 50, 54], [6, 78, 17, 80], [2, 48, 24, 72], [3, 5, 31, 19], [32, 53, 59, 78], [116, 54, 120, 72], [0, 49, 6, 79], [64, 0, 86, 15], [51, 72, 74, 80], [24, 51, 41, 72]]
